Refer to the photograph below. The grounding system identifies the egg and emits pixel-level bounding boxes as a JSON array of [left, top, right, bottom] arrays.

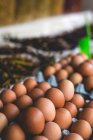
[[2, 103, 20, 121], [0, 113, 8, 133], [29, 88, 44, 101], [4, 124, 25, 140], [43, 122, 62, 140], [53, 62, 62, 71], [64, 65, 74, 74], [24, 78, 37, 93], [79, 108, 93, 127], [36, 82, 51, 93], [56, 69, 68, 82], [86, 100, 93, 108], [25, 107, 45, 135], [0, 100, 3, 109], [65, 56, 72, 63], [64, 102, 77, 117], [80, 53, 88, 61], [71, 55, 84, 68], [84, 76, 93, 91], [88, 59, 93, 65], [45, 88, 65, 108], [71, 94, 84, 108], [15, 95, 33, 110], [44, 66, 56, 77], [69, 73, 83, 86], [35, 98, 55, 121], [1, 89, 16, 104], [63, 133, 83, 140], [34, 136, 48, 140], [12, 83, 27, 97], [60, 59, 68, 67], [54, 108, 72, 129], [79, 62, 93, 76], [58, 80, 74, 101], [71, 120, 92, 140]]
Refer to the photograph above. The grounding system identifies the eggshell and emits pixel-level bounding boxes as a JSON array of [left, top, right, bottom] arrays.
[[79, 108, 93, 127], [12, 83, 27, 97], [86, 100, 93, 108], [53, 63, 61, 71], [15, 95, 33, 110], [64, 65, 74, 74], [4, 124, 26, 140], [56, 69, 68, 81], [45, 88, 65, 108], [36, 82, 51, 93], [54, 108, 72, 129], [71, 55, 84, 67], [43, 122, 62, 140], [58, 80, 74, 101], [2, 103, 20, 121], [71, 94, 84, 108], [25, 107, 45, 135], [1, 89, 16, 104], [29, 88, 44, 101], [35, 98, 55, 121], [44, 66, 56, 77], [34, 136, 48, 140], [79, 62, 93, 76], [0, 113, 8, 133], [0, 100, 3, 109], [24, 78, 37, 93], [63, 133, 83, 140], [71, 120, 92, 140], [69, 73, 83, 85], [64, 102, 77, 117], [84, 76, 93, 91]]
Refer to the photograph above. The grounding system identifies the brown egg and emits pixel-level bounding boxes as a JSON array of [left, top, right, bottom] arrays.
[[69, 73, 83, 86], [2, 103, 20, 121], [53, 62, 62, 71], [15, 95, 33, 110], [58, 80, 74, 101], [45, 88, 65, 108], [25, 107, 45, 135], [60, 59, 68, 67], [1, 89, 16, 104], [36, 82, 51, 93], [79, 108, 93, 127], [64, 102, 77, 117], [65, 56, 72, 63], [29, 88, 44, 101], [44, 66, 56, 77], [64, 65, 74, 74], [63, 133, 83, 140], [35, 98, 55, 121], [54, 108, 72, 129], [24, 78, 37, 93], [79, 62, 93, 76], [86, 100, 93, 108], [56, 69, 68, 82], [71, 120, 92, 140], [71, 94, 84, 108], [88, 59, 93, 65], [0, 99, 3, 109], [43, 122, 62, 140], [4, 124, 25, 140], [71, 55, 84, 68], [84, 76, 93, 91], [0, 113, 8, 133], [34, 136, 48, 140], [12, 83, 27, 97], [80, 53, 88, 61]]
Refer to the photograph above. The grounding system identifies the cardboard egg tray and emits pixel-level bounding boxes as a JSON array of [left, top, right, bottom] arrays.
[[0, 53, 93, 140]]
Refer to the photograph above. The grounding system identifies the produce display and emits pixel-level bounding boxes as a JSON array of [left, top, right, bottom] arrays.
[[0, 53, 93, 140]]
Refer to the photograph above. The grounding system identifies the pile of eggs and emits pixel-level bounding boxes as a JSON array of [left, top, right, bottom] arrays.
[[0, 53, 93, 140]]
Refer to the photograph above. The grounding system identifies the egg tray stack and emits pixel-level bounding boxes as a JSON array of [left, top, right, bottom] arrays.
[[0, 53, 93, 140]]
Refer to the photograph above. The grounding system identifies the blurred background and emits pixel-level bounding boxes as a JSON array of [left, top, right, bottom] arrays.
[[0, 0, 93, 26]]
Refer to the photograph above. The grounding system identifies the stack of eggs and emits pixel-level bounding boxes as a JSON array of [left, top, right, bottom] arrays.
[[0, 53, 93, 140]]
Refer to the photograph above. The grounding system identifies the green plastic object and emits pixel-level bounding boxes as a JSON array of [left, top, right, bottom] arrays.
[[79, 36, 92, 58]]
